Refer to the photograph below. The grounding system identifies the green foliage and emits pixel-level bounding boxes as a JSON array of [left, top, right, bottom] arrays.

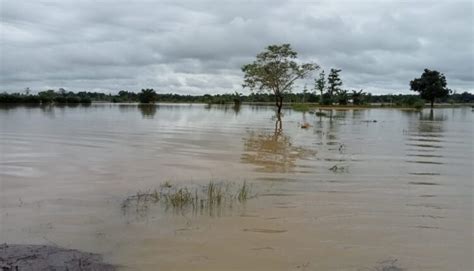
[[291, 103, 310, 112], [351, 89, 369, 105], [1, 89, 472, 106], [336, 89, 349, 105], [121, 181, 253, 216], [320, 92, 333, 105], [410, 69, 451, 108], [395, 95, 425, 109], [327, 68, 342, 96], [138, 88, 157, 104], [0, 89, 91, 104], [237, 181, 250, 202], [242, 44, 318, 114], [315, 70, 326, 100], [315, 68, 344, 105], [38, 90, 56, 103]]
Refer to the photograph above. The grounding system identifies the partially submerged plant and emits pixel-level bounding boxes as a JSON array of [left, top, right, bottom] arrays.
[[121, 181, 255, 216], [315, 111, 327, 117], [372, 258, 404, 271], [237, 181, 250, 202], [329, 164, 347, 173], [163, 187, 194, 209], [207, 181, 224, 206]]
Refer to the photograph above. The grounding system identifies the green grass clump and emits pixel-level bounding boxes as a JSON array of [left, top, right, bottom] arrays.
[[207, 181, 224, 205], [163, 188, 194, 209], [413, 100, 425, 110], [122, 181, 254, 216], [237, 181, 250, 202], [315, 111, 327, 117], [291, 103, 310, 112]]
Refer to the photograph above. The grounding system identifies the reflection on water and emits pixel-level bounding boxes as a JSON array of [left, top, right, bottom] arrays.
[[0, 104, 472, 271], [405, 109, 446, 169], [203, 103, 242, 115], [138, 104, 157, 118], [241, 119, 316, 173]]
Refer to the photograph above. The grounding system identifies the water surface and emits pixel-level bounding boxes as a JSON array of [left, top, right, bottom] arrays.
[[1, 104, 472, 270]]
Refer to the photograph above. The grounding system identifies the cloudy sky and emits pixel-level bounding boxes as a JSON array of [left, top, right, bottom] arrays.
[[1, 0, 473, 94]]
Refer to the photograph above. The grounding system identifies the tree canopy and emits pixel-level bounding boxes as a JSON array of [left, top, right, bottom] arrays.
[[242, 44, 318, 114], [410, 69, 450, 108], [327, 68, 342, 96], [138, 88, 157, 104]]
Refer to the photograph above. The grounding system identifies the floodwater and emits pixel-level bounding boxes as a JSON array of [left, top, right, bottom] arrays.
[[0, 104, 472, 270]]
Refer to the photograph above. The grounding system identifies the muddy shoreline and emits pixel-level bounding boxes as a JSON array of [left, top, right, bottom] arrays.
[[0, 244, 116, 271]]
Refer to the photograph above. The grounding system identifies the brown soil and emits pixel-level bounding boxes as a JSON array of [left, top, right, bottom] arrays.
[[0, 244, 116, 271]]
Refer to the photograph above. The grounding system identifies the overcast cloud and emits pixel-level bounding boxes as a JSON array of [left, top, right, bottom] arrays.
[[0, 0, 473, 94]]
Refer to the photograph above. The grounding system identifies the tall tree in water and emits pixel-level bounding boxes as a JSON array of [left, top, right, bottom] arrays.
[[410, 69, 450, 109], [315, 70, 326, 104], [327, 68, 342, 97], [242, 44, 318, 115]]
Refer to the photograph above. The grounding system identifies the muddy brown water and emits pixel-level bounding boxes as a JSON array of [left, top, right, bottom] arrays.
[[0, 104, 472, 270]]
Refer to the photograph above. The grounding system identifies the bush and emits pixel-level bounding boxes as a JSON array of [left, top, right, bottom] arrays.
[[80, 97, 92, 104], [54, 96, 67, 103], [395, 95, 425, 108], [66, 96, 81, 103], [291, 103, 310, 112], [320, 93, 333, 105], [413, 100, 425, 110]]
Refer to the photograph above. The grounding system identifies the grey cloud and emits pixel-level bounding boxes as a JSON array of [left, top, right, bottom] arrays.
[[0, 0, 472, 94]]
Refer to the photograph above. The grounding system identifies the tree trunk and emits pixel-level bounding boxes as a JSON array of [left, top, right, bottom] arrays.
[[276, 95, 283, 115], [430, 99, 434, 109]]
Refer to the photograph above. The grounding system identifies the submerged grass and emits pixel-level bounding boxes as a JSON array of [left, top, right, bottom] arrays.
[[237, 181, 250, 202], [163, 187, 194, 209], [291, 103, 310, 112], [314, 111, 327, 117], [122, 181, 255, 216]]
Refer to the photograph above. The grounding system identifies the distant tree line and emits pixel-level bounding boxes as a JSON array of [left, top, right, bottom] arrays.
[[1, 88, 472, 106], [0, 88, 92, 104], [1, 45, 468, 109]]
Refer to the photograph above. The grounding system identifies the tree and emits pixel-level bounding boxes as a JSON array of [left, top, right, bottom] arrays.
[[302, 84, 308, 103], [352, 89, 367, 105], [242, 44, 318, 115], [58, 88, 67, 96], [327, 68, 342, 97], [138, 88, 157, 104], [336, 89, 349, 105], [410, 69, 450, 109], [315, 70, 326, 103]]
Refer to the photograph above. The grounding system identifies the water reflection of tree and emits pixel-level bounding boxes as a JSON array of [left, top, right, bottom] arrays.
[[241, 118, 315, 173], [138, 104, 157, 118], [232, 104, 241, 115], [203, 104, 241, 115], [404, 110, 446, 174], [313, 109, 342, 146], [419, 109, 447, 121], [401, 109, 446, 134]]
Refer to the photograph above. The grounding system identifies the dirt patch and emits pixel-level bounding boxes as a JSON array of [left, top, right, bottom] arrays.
[[0, 244, 116, 271]]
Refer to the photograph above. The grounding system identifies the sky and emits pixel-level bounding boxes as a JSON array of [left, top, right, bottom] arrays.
[[1, 0, 473, 95]]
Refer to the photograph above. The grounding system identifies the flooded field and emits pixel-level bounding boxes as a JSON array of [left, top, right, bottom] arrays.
[[0, 104, 472, 270]]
